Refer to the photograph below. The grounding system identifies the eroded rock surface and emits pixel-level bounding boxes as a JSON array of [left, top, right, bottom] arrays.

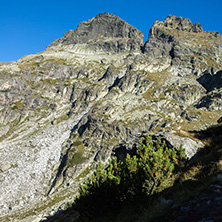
[[0, 13, 222, 221], [144, 15, 222, 77]]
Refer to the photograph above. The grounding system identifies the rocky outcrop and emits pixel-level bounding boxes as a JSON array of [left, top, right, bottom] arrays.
[[48, 13, 144, 53], [197, 71, 222, 92], [0, 13, 222, 221], [143, 15, 222, 76], [156, 15, 203, 33], [157, 132, 203, 159], [195, 88, 222, 111]]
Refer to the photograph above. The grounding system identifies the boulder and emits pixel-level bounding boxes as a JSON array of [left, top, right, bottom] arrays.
[[157, 132, 203, 159]]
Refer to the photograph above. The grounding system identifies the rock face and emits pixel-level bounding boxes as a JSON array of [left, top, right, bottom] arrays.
[[143, 15, 203, 59], [156, 15, 203, 32], [143, 15, 222, 76], [48, 12, 144, 53], [0, 13, 222, 221]]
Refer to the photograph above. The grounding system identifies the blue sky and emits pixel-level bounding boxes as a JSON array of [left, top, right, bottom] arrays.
[[1, 0, 222, 62]]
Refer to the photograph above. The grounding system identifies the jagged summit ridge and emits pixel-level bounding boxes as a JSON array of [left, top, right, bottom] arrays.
[[155, 15, 203, 33], [48, 12, 144, 53], [47, 12, 222, 60], [143, 14, 222, 76]]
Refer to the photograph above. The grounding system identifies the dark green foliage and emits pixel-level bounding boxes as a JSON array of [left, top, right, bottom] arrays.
[[137, 136, 185, 195], [73, 135, 187, 219]]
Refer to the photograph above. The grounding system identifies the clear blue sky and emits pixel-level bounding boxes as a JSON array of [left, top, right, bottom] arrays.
[[1, 0, 222, 62]]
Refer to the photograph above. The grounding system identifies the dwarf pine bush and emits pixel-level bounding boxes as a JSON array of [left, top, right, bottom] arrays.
[[73, 135, 187, 217]]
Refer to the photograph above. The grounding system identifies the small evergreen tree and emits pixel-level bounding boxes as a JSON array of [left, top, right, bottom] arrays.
[[137, 135, 185, 195], [73, 135, 187, 218]]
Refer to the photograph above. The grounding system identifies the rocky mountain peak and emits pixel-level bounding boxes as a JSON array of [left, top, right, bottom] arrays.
[[86, 12, 143, 39], [48, 12, 144, 53], [164, 15, 203, 32], [143, 14, 222, 77], [152, 15, 203, 33]]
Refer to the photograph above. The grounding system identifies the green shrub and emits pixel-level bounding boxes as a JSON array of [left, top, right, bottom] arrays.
[[73, 135, 186, 218], [136, 135, 186, 195]]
